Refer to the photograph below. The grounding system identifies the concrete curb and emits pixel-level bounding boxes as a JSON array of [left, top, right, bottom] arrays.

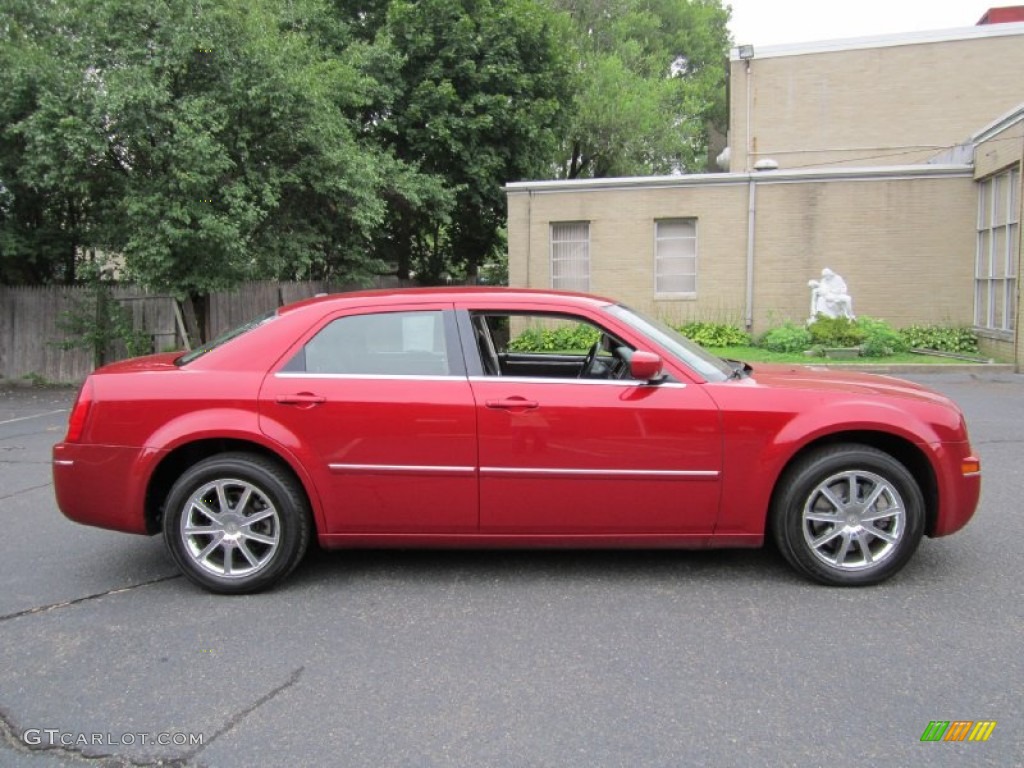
[[797, 363, 1017, 374]]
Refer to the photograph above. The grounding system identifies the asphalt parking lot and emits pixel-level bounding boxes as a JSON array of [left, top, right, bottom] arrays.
[[1, 373, 1021, 767]]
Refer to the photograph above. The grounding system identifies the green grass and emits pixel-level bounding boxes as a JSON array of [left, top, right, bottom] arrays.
[[706, 346, 975, 365]]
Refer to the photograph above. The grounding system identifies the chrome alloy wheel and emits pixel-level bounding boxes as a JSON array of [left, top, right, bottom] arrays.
[[801, 469, 906, 571], [180, 478, 281, 579]]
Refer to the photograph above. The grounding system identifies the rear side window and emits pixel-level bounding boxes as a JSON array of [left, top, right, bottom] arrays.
[[176, 310, 276, 366], [286, 310, 452, 376]]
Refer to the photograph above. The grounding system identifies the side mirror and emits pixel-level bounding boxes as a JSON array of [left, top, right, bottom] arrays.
[[629, 350, 663, 381]]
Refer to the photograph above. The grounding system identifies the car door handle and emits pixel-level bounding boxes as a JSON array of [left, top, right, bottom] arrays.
[[275, 393, 326, 406], [485, 397, 539, 411]]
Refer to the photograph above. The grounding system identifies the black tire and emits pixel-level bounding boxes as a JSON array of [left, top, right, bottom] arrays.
[[771, 444, 925, 586], [162, 452, 312, 594]]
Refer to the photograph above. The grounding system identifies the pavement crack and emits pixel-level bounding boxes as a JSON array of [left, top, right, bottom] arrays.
[[0, 574, 182, 623], [0, 481, 52, 502], [0, 705, 196, 766], [187, 666, 305, 760]]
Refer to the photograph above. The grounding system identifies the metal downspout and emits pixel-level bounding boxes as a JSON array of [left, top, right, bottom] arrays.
[[526, 191, 533, 287], [745, 176, 756, 331]]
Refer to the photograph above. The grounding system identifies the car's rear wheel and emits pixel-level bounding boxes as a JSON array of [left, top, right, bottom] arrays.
[[772, 444, 925, 586], [162, 453, 311, 594]]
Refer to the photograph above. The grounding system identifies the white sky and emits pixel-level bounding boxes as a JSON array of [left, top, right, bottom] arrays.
[[727, 0, 1009, 47]]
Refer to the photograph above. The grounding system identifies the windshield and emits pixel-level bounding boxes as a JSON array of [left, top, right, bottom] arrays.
[[606, 304, 733, 382], [175, 310, 277, 366]]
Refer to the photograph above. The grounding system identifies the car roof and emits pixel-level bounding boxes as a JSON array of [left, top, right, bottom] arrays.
[[278, 286, 617, 315]]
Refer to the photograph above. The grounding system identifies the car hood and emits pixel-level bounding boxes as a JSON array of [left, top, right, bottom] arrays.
[[747, 364, 953, 406]]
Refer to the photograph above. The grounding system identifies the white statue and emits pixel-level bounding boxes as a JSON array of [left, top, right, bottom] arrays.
[[808, 268, 855, 322]]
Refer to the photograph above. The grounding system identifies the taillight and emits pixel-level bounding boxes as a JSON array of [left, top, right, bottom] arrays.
[[65, 379, 94, 443]]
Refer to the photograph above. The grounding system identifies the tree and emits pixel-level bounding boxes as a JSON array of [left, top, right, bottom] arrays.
[[549, 0, 731, 178], [2, 0, 725, 307], [1, 0, 395, 338], [85, 1, 391, 300], [0, 0, 112, 284], [361, 0, 575, 282]]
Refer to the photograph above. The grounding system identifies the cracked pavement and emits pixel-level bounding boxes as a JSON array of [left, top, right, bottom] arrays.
[[0, 375, 1021, 766]]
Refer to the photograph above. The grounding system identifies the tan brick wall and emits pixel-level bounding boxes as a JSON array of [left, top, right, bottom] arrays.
[[974, 121, 1024, 179], [509, 182, 749, 325], [751, 176, 976, 331], [729, 33, 1024, 172], [509, 173, 977, 335]]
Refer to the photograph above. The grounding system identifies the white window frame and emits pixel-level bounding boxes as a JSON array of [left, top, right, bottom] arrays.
[[975, 166, 1019, 335], [654, 218, 698, 297], [550, 222, 590, 292]]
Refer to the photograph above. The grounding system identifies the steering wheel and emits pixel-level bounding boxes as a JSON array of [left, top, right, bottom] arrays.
[[578, 341, 601, 379]]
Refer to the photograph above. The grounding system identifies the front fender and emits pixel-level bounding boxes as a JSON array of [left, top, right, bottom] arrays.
[[715, 398, 944, 536]]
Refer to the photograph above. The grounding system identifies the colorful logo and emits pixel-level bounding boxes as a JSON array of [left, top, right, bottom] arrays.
[[920, 721, 996, 742]]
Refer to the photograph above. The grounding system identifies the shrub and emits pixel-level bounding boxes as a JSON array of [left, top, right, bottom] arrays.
[[900, 324, 979, 354], [507, 324, 600, 352], [675, 321, 751, 347], [807, 315, 865, 348], [857, 317, 909, 358], [758, 322, 812, 353]]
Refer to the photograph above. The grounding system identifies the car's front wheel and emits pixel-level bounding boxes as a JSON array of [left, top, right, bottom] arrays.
[[162, 453, 311, 594], [772, 444, 925, 586]]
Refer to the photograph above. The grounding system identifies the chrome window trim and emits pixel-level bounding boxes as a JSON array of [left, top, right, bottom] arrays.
[[274, 372, 686, 387], [276, 373, 460, 382], [468, 375, 687, 389]]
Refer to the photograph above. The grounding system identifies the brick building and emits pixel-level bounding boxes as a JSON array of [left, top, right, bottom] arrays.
[[506, 11, 1024, 367]]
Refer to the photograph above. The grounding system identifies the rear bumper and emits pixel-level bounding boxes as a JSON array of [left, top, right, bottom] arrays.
[[52, 443, 153, 534]]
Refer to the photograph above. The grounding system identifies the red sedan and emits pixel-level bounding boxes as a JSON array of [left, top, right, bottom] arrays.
[[53, 288, 981, 593]]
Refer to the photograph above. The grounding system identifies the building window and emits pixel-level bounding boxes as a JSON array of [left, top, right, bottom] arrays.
[[655, 219, 697, 295], [550, 222, 589, 291], [975, 167, 1019, 333]]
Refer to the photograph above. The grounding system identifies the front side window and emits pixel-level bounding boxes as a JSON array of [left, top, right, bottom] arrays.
[[975, 167, 1019, 333], [288, 310, 451, 376], [471, 311, 631, 381], [550, 221, 590, 292], [606, 304, 731, 382], [655, 218, 697, 295]]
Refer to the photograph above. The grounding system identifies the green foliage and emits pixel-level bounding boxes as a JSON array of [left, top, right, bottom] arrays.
[[367, 0, 574, 282], [549, 0, 731, 177], [1, 0, 728, 308], [20, 372, 49, 387], [1, 0, 578, 299], [807, 315, 866, 348], [758, 322, 812, 353], [0, 0, 93, 284], [675, 321, 750, 347], [1, 0, 400, 297], [900, 324, 979, 354], [55, 264, 152, 367], [756, 316, 971, 359], [857, 317, 909, 358], [507, 324, 600, 352]]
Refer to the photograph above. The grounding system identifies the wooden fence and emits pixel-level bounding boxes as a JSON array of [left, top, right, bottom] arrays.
[[0, 277, 409, 384]]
